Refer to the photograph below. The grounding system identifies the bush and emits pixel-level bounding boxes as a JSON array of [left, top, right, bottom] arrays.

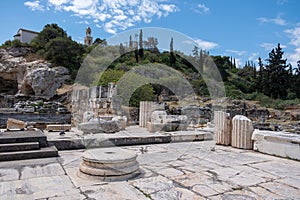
[[225, 84, 244, 99], [245, 92, 258, 100], [1, 39, 29, 48], [255, 93, 299, 110]]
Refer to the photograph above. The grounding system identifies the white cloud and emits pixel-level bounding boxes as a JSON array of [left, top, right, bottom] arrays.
[[234, 58, 242, 68], [37, 0, 178, 34], [248, 52, 259, 61], [77, 20, 90, 25], [226, 49, 247, 56], [260, 42, 287, 51], [198, 4, 209, 13], [257, 14, 287, 26], [193, 4, 209, 14], [24, 0, 44, 11], [260, 43, 276, 51], [285, 25, 300, 67], [194, 39, 218, 50], [285, 26, 300, 46], [48, 0, 70, 7]]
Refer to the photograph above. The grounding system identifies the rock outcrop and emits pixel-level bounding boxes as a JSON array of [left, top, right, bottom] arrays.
[[0, 47, 70, 99]]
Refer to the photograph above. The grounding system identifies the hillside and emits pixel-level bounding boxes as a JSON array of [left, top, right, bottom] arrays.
[[1, 23, 300, 111]]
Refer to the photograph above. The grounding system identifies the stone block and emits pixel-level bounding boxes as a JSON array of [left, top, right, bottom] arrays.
[[147, 122, 188, 133], [151, 110, 167, 123], [78, 118, 120, 134], [79, 148, 140, 181], [231, 115, 254, 149], [214, 111, 231, 145], [46, 124, 71, 132], [6, 118, 27, 130], [252, 130, 300, 160]]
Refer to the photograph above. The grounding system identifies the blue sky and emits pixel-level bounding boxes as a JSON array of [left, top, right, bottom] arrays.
[[0, 0, 299, 67]]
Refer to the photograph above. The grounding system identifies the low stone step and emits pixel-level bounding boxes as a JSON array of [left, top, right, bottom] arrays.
[[0, 130, 47, 147], [0, 142, 40, 152], [0, 146, 58, 162]]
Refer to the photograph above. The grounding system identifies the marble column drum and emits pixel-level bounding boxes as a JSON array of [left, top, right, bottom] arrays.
[[214, 111, 232, 145], [231, 115, 254, 149], [78, 148, 140, 181]]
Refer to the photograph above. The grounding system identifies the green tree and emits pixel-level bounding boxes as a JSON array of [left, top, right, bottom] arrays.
[[192, 46, 199, 58], [257, 57, 264, 93], [129, 35, 133, 49], [170, 37, 176, 67], [98, 70, 125, 86], [211, 56, 230, 81], [30, 23, 67, 52], [264, 43, 289, 99], [139, 29, 144, 58], [93, 38, 106, 45], [44, 37, 84, 79], [119, 43, 125, 55]]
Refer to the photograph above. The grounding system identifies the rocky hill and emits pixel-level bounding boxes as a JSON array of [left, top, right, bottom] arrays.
[[0, 47, 70, 99]]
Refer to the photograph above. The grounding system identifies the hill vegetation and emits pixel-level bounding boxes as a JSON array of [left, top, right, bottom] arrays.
[[1, 24, 300, 108]]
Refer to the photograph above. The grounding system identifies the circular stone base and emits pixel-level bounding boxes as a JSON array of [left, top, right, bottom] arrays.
[[78, 148, 140, 181]]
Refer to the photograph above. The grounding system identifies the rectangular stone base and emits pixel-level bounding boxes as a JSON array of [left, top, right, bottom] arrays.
[[46, 124, 71, 132], [252, 130, 300, 161], [147, 122, 188, 133]]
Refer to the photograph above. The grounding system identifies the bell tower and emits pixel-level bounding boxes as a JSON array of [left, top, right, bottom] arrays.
[[84, 27, 93, 46]]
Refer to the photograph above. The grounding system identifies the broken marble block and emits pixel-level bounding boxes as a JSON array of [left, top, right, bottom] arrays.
[[6, 118, 27, 130], [231, 115, 254, 149], [78, 117, 124, 134], [83, 111, 95, 123], [151, 110, 168, 124], [112, 116, 127, 130], [214, 111, 231, 145], [252, 129, 300, 161], [147, 111, 188, 133]]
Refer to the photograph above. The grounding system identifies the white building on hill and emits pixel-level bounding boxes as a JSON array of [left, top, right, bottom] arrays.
[[14, 28, 39, 44]]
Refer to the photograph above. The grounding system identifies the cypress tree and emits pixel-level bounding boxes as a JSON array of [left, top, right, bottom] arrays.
[[170, 37, 176, 66], [139, 29, 144, 58]]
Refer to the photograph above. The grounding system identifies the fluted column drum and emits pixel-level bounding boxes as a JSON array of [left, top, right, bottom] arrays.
[[214, 111, 232, 145], [231, 115, 254, 149]]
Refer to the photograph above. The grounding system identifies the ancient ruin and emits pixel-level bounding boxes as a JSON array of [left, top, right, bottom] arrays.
[[214, 111, 231, 145], [79, 148, 140, 181], [231, 115, 254, 149]]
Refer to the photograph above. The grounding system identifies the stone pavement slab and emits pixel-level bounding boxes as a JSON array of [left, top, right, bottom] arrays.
[[0, 140, 299, 199]]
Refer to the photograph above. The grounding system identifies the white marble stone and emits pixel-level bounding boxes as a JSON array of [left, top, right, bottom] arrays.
[[252, 129, 300, 160], [79, 148, 140, 181], [231, 115, 254, 149], [214, 111, 231, 145]]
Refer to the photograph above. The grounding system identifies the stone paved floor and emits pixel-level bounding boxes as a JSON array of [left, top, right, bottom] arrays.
[[0, 141, 299, 199]]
